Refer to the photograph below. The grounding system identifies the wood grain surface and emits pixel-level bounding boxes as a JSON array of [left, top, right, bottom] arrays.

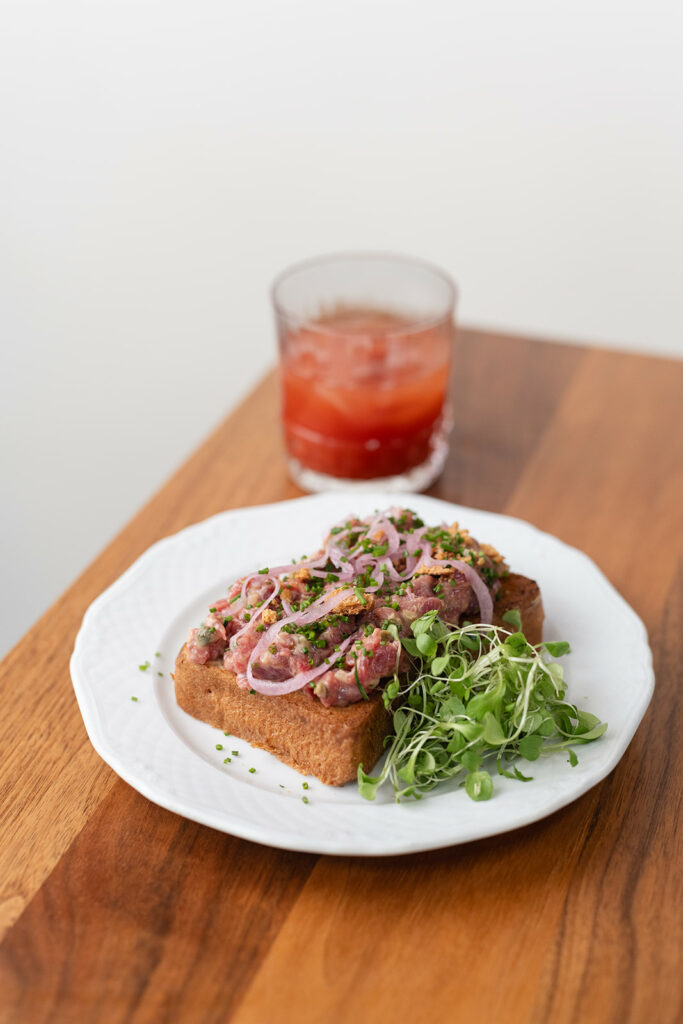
[[0, 328, 681, 1024]]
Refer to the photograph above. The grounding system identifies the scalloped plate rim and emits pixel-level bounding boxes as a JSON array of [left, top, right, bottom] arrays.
[[70, 492, 654, 856]]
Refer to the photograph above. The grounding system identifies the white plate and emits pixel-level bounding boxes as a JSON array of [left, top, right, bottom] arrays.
[[70, 492, 654, 856]]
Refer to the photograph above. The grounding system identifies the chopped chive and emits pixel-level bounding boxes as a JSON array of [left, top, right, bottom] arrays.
[[138, 661, 150, 671], [216, 744, 223, 751], [130, 696, 138, 702], [354, 664, 369, 701], [248, 767, 256, 774]]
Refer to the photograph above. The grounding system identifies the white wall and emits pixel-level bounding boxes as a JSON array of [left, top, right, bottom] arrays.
[[1, 1, 682, 657]]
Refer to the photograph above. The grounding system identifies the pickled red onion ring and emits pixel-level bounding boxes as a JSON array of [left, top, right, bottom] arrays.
[[365, 514, 401, 555], [230, 575, 280, 650], [247, 635, 355, 696], [245, 585, 358, 687], [405, 525, 428, 555], [419, 554, 493, 622]]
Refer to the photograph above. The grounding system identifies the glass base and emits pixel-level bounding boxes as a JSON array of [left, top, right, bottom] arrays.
[[287, 433, 449, 494]]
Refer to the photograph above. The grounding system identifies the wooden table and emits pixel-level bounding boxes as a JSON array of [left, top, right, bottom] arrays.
[[1, 329, 681, 1024]]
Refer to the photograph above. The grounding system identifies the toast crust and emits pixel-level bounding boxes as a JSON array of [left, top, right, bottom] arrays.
[[174, 572, 544, 786], [493, 572, 544, 645]]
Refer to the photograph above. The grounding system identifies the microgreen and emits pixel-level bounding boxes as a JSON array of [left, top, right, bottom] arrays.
[[358, 614, 607, 804], [502, 608, 522, 631]]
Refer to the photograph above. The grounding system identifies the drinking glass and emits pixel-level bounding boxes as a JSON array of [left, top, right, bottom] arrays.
[[272, 252, 457, 491]]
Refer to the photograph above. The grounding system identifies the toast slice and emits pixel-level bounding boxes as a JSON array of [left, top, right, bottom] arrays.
[[174, 572, 543, 786], [174, 646, 391, 786]]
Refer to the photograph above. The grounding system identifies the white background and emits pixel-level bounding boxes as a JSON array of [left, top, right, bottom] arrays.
[[1, 1, 682, 658]]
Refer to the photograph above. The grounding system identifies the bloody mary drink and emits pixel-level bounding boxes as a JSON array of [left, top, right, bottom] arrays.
[[281, 309, 452, 480], [272, 254, 456, 491]]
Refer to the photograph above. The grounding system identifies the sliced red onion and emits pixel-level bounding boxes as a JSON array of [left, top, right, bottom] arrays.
[[376, 548, 423, 582], [419, 554, 493, 622], [344, 552, 389, 588], [290, 586, 355, 625], [352, 553, 376, 572], [364, 571, 387, 593], [267, 552, 329, 577], [325, 545, 356, 578], [309, 563, 352, 581], [245, 585, 356, 684], [365, 514, 401, 555], [340, 522, 423, 582], [377, 557, 401, 582], [267, 542, 353, 581], [230, 575, 280, 650], [240, 572, 259, 604], [381, 525, 428, 580], [247, 634, 355, 696], [405, 524, 428, 555], [334, 566, 356, 582]]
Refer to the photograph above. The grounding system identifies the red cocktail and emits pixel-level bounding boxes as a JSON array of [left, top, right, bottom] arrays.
[[273, 255, 456, 490]]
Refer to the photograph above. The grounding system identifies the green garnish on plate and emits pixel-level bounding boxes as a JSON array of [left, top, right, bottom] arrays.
[[358, 610, 607, 803]]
